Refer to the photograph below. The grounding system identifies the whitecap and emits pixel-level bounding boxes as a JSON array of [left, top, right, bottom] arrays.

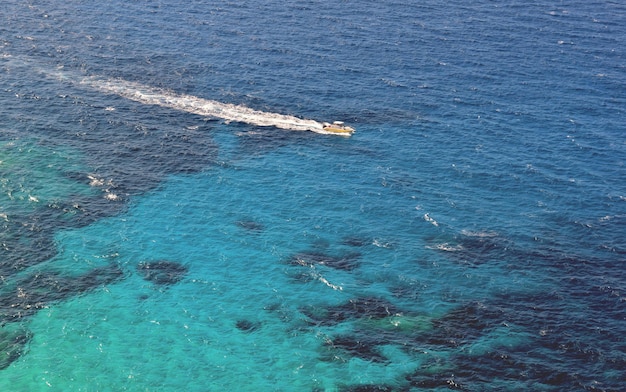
[[426, 243, 464, 252], [87, 175, 104, 187], [104, 192, 119, 201], [460, 229, 499, 238], [372, 238, 394, 248], [424, 213, 439, 226]]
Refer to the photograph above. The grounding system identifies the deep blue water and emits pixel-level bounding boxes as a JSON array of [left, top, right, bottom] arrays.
[[1, 0, 625, 391]]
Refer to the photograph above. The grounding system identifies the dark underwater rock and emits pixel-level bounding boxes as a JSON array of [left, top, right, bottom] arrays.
[[0, 327, 33, 370], [341, 237, 371, 247], [405, 294, 625, 390], [288, 252, 361, 271], [0, 219, 58, 276], [424, 230, 512, 267], [137, 260, 188, 285], [404, 349, 586, 391], [406, 374, 465, 390], [396, 301, 506, 349], [235, 220, 264, 232], [0, 264, 124, 324], [339, 297, 401, 319], [339, 384, 396, 392], [302, 297, 402, 326], [324, 334, 388, 363], [235, 319, 262, 332]]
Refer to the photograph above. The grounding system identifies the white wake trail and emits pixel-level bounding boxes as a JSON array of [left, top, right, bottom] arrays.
[[3, 54, 333, 134], [80, 76, 327, 133]]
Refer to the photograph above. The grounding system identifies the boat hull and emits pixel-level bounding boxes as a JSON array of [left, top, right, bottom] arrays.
[[322, 121, 355, 135]]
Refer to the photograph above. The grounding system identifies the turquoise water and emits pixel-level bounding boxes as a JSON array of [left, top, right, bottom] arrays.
[[1, 0, 625, 391]]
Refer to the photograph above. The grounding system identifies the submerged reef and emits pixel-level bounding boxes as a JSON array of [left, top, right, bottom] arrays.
[[0, 264, 124, 324], [0, 326, 32, 370], [323, 333, 389, 363], [340, 236, 371, 247], [301, 297, 402, 327], [137, 260, 188, 286], [338, 384, 395, 392], [302, 297, 409, 365], [299, 288, 626, 391], [288, 251, 361, 272], [425, 230, 512, 267], [235, 319, 262, 333], [424, 301, 507, 348], [235, 220, 264, 232], [0, 121, 218, 354]]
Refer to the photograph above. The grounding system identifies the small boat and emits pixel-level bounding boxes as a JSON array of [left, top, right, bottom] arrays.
[[322, 121, 355, 135]]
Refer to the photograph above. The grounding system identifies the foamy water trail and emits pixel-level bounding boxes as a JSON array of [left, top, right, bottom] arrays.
[[80, 76, 327, 133], [3, 54, 333, 134]]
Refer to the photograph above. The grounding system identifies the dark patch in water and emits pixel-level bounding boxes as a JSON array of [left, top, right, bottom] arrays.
[[301, 297, 401, 326], [235, 220, 264, 232], [406, 373, 465, 390], [324, 334, 388, 363], [0, 264, 124, 324], [1, 118, 217, 266], [402, 288, 626, 391], [405, 349, 605, 391], [341, 236, 371, 247], [410, 239, 624, 387], [0, 327, 33, 370], [0, 117, 217, 343], [389, 282, 423, 301], [426, 231, 512, 266], [71, 118, 218, 197], [426, 301, 505, 347], [339, 385, 396, 392], [235, 319, 262, 332], [0, 219, 58, 276], [301, 297, 401, 325], [146, 237, 626, 391], [137, 260, 188, 285], [288, 252, 361, 271]]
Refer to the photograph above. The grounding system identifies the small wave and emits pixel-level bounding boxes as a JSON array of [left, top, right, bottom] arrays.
[[372, 238, 394, 249], [426, 243, 464, 252], [423, 213, 439, 227], [104, 192, 119, 201], [316, 275, 343, 291], [460, 229, 499, 238]]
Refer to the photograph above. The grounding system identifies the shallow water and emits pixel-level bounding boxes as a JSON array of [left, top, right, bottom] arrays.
[[1, 0, 625, 391]]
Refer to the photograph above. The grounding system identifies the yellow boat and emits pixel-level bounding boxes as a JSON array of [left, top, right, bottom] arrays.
[[322, 121, 355, 135]]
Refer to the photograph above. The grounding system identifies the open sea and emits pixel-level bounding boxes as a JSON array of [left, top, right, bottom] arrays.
[[1, 1, 625, 391]]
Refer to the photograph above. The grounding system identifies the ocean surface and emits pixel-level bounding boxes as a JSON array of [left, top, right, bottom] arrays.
[[1, 0, 625, 391]]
